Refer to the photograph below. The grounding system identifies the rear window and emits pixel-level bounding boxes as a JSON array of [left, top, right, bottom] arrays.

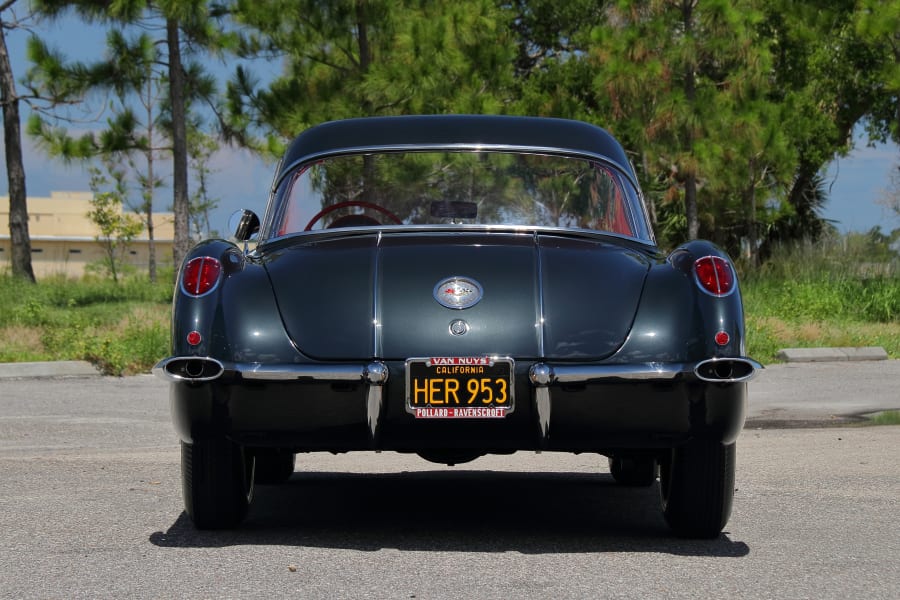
[[268, 151, 650, 240]]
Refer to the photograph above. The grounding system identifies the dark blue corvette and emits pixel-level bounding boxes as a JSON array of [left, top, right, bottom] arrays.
[[155, 115, 760, 537]]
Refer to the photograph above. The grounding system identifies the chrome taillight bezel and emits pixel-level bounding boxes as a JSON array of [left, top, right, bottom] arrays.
[[180, 257, 223, 297], [693, 255, 736, 297]]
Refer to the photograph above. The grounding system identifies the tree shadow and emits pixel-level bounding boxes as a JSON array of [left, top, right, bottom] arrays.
[[150, 470, 750, 557]]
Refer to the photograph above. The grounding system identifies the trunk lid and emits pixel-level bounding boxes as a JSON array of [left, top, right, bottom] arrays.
[[262, 231, 651, 361]]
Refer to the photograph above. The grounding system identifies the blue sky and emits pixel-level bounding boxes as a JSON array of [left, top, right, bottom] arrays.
[[1, 12, 280, 233], [824, 138, 898, 233], [3, 11, 899, 235]]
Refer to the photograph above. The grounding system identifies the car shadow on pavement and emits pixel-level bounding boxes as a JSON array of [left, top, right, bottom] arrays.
[[149, 470, 750, 557]]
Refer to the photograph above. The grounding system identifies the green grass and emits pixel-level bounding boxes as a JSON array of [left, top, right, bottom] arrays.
[[744, 315, 900, 363], [0, 273, 173, 375], [740, 240, 900, 362], [1, 239, 898, 374], [742, 277, 900, 362], [863, 411, 900, 426]]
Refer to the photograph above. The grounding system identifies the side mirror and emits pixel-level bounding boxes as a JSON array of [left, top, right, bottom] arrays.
[[229, 209, 260, 242]]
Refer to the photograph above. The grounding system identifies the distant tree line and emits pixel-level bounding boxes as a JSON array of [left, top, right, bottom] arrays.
[[2, 0, 899, 281]]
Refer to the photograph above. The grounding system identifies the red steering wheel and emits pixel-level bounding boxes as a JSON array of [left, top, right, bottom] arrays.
[[304, 201, 403, 231]]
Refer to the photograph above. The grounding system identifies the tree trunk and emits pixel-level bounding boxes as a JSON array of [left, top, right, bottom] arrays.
[[744, 159, 758, 268], [356, 1, 376, 201], [641, 152, 658, 231], [685, 174, 699, 240], [144, 75, 157, 283], [681, 0, 699, 240], [167, 18, 190, 270], [356, 0, 371, 75], [146, 209, 156, 283], [0, 20, 35, 282], [785, 160, 823, 241]]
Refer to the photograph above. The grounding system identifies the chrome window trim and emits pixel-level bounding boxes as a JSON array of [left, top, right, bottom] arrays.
[[259, 224, 658, 249], [263, 144, 653, 243], [275, 143, 642, 189]]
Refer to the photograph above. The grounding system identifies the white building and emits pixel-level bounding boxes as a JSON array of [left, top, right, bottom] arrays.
[[0, 191, 175, 278]]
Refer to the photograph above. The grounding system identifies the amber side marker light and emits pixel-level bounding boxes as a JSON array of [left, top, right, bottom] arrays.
[[694, 256, 735, 296], [181, 257, 222, 296]]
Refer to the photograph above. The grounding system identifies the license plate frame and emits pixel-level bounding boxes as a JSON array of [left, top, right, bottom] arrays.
[[405, 356, 515, 418]]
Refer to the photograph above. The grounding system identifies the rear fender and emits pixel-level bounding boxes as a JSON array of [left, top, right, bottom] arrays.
[[612, 240, 747, 363], [171, 241, 299, 363]]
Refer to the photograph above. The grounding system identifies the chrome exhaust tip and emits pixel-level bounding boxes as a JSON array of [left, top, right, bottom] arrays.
[[694, 358, 761, 383], [153, 357, 225, 382]]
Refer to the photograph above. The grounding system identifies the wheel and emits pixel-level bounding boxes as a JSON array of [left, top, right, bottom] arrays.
[[608, 455, 658, 486], [253, 449, 296, 484], [660, 440, 736, 539], [181, 438, 254, 529], [304, 200, 402, 230]]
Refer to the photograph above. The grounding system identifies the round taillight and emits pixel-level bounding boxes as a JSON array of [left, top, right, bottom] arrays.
[[186, 331, 202, 346], [694, 256, 735, 296], [181, 257, 222, 297], [715, 331, 730, 346]]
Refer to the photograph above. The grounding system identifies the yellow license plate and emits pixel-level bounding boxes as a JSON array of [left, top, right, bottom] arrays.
[[405, 357, 514, 418]]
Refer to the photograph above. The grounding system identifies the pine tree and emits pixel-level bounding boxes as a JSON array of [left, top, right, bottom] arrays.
[[589, 1, 777, 245], [226, 0, 516, 146], [26, 30, 172, 281], [30, 0, 233, 269], [0, 0, 35, 281]]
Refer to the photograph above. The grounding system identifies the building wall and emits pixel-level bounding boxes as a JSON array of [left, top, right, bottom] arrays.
[[0, 191, 175, 278]]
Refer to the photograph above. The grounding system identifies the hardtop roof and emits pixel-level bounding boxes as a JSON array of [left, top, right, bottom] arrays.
[[279, 115, 636, 180]]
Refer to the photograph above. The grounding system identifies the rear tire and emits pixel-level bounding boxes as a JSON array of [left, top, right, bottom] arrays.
[[253, 449, 296, 484], [181, 438, 254, 529], [660, 440, 735, 539], [608, 455, 658, 487]]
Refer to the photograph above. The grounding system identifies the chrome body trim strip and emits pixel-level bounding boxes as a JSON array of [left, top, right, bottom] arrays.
[[154, 357, 759, 386], [372, 230, 383, 358], [533, 232, 546, 359], [153, 357, 392, 384], [237, 363, 368, 381], [154, 357, 759, 385], [529, 363, 687, 385], [527, 359, 761, 385]]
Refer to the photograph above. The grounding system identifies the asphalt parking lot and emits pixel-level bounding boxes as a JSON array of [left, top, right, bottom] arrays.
[[0, 363, 898, 598]]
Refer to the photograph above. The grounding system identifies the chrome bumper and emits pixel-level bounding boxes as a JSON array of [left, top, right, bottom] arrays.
[[153, 357, 390, 442], [153, 356, 761, 444], [527, 358, 761, 442]]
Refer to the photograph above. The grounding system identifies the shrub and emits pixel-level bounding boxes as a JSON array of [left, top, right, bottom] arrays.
[[1, 274, 172, 375]]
